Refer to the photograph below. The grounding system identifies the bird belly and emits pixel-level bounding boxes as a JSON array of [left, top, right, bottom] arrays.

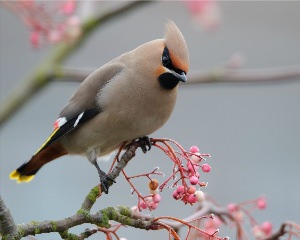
[[60, 66, 178, 157], [60, 99, 173, 157]]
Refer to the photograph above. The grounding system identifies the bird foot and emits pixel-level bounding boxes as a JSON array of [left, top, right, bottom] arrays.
[[98, 169, 115, 194], [138, 136, 152, 153], [92, 159, 116, 194]]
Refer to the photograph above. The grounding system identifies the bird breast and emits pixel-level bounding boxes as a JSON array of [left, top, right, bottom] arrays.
[[98, 67, 178, 138]]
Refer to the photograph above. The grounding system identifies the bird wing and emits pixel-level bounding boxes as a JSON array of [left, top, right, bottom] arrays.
[[35, 62, 124, 154], [35, 108, 100, 154]]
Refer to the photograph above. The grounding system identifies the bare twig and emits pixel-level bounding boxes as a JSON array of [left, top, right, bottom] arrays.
[[264, 221, 300, 240]]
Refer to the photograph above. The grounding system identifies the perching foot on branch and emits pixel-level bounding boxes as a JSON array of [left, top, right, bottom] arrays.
[[137, 136, 152, 153], [93, 161, 115, 194]]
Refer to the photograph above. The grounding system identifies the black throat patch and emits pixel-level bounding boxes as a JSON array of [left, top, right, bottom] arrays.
[[159, 72, 179, 90]]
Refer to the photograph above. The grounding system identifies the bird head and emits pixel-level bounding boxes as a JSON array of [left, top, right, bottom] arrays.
[[158, 20, 189, 90]]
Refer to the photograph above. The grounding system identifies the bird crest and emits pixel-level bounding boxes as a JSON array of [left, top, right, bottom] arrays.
[[164, 21, 189, 74]]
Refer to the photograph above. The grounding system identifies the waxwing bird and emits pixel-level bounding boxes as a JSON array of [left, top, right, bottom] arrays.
[[10, 21, 189, 193]]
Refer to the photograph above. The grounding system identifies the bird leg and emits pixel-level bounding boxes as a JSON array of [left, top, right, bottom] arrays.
[[138, 136, 152, 153], [92, 160, 115, 194]]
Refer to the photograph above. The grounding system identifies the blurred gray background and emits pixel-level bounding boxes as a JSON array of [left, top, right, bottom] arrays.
[[1, 1, 300, 239]]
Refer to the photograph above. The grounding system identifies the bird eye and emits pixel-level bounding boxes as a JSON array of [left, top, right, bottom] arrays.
[[162, 47, 172, 68], [162, 46, 186, 76]]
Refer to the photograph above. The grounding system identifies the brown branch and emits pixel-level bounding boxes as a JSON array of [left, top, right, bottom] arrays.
[[0, 140, 144, 239], [2, 137, 300, 239], [264, 221, 300, 240], [155, 200, 213, 229], [17, 212, 106, 239]]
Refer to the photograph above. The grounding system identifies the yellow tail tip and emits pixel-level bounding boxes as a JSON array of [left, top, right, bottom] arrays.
[[9, 170, 35, 183]]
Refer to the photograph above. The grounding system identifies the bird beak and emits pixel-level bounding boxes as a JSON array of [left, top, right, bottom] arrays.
[[172, 71, 187, 83]]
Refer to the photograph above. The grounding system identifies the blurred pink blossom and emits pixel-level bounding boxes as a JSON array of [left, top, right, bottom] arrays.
[[3, 1, 81, 47], [185, 0, 221, 31], [61, 0, 75, 16], [30, 31, 40, 48]]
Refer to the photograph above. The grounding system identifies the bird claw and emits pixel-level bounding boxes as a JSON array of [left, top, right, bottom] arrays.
[[98, 169, 116, 194], [138, 136, 152, 153]]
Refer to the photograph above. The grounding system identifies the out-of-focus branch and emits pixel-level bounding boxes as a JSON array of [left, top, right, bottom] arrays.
[[265, 221, 300, 240], [45, 64, 300, 84], [0, 0, 152, 127], [155, 200, 231, 230], [0, 195, 18, 239], [188, 64, 300, 84]]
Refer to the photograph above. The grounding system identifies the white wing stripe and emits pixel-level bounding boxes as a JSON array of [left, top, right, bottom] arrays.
[[74, 112, 84, 127]]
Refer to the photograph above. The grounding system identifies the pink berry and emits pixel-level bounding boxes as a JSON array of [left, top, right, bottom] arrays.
[[257, 198, 267, 209], [191, 153, 202, 164], [189, 146, 199, 153], [152, 194, 162, 203], [202, 163, 211, 173], [195, 190, 205, 202], [187, 161, 198, 172], [189, 176, 199, 185], [227, 203, 238, 212], [187, 186, 196, 194], [181, 195, 189, 204], [260, 221, 272, 236], [150, 202, 158, 210], [139, 201, 147, 209], [149, 188, 158, 194], [205, 217, 221, 229], [186, 161, 193, 171], [204, 228, 217, 235], [173, 190, 180, 200], [176, 185, 185, 194], [188, 194, 197, 204], [252, 225, 264, 238]]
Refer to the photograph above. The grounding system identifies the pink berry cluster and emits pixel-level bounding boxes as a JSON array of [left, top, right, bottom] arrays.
[[198, 215, 223, 239], [139, 193, 162, 211], [172, 145, 211, 205], [227, 197, 267, 221], [131, 142, 211, 211], [227, 197, 272, 238], [139, 179, 162, 211], [252, 221, 273, 239]]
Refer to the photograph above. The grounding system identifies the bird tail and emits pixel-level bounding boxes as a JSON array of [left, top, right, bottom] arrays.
[[10, 142, 68, 183]]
